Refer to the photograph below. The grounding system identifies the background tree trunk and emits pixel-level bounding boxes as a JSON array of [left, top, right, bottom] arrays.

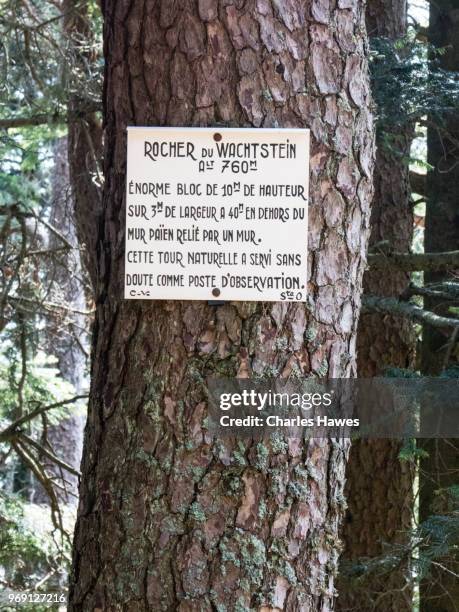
[[35, 0, 103, 505], [69, 2, 375, 610], [337, 1, 415, 610], [33, 137, 88, 506], [420, 2, 459, 610], [64, 0, 103, 290]]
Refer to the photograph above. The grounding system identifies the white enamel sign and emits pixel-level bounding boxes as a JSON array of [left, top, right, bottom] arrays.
[[125, 127, 309, 302]]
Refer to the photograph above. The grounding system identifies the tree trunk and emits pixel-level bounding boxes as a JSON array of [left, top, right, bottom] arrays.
[[64, 0, 103, 291], [69, 2, 375, 610], [338, 1, 415, 610], [420, 2, 459, 610], [33, 137, 88, 506]]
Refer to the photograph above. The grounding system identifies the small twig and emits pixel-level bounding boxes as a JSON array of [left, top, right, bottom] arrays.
[[33, 570, 57, 590]]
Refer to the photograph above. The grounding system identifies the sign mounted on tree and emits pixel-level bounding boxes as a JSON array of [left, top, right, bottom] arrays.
[[124, 127, 309, 302]]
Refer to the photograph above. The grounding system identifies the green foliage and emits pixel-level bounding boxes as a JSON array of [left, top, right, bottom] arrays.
[[370, 34, 459, 135], [0, 491, 73, 606], [440, 365, 459, 378], [0, 2, 96, 596], [398, 438, 429, 462], [417, 486, 459, 580], [383, 367, 421, 378], [0, 0, 102, 125], [0, 492, 60, 585], [0, 349, 76, 421], [341, 485, 459, 600]]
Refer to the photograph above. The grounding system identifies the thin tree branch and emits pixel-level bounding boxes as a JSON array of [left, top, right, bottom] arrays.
[[19, 433, 81, 478], [402, 282, 459, 301], [30, 212, 75, 250], [17, 314, 28, 417], [8, 294, 94, 316], [0, 395, 88, 443], [362, 296, 459, 329], [11, 438, 67, 540], [0, 104, 100, 129], [369, 250, 459, 272], [25, 246, 77, 257]]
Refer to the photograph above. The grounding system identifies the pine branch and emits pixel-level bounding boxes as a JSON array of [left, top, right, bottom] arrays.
[[369, 250, 459, 272], [403, 282, 459, 301], [0, 104, 101, 129], [362, 296, 459, 329]]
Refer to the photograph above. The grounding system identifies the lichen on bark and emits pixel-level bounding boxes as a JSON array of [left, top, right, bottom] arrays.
[[69, 1, 375, 610]]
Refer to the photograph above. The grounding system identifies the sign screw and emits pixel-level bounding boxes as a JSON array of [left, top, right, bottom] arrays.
[[213, 133, 222, 142], [212, 288, 221, 297]]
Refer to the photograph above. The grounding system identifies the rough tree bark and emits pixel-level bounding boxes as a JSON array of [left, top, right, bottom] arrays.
[[420, 2, 459, 610], [69, 2, 375, 610], [64, 0, 103, 291], [338, 1, 415, 610]]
